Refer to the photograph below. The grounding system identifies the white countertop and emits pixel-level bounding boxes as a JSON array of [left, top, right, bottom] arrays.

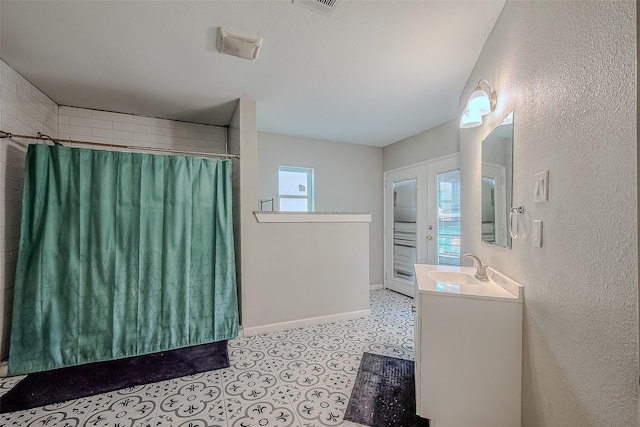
[[414, 264, 523, 302]]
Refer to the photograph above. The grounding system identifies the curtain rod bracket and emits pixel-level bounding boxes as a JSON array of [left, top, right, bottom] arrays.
[[0, 130, 13, 139], [37, 132, 63, 146]]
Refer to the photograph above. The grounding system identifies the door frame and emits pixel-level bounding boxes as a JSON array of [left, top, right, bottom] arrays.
[[383, 153, 461, 297]]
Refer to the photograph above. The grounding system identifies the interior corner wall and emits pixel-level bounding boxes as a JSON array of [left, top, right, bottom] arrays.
[[637, 6, 640, 421], [0, 60, 58, 359], [229, 99, 259, 331], [227, 102, 242, 324], [459, 1, 637, 425], [382, 119, 460, 172], [257, 132, 384, 285]]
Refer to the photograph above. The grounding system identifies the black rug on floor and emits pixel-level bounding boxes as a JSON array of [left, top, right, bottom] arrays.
[[345, 352, 430, 427], [0, 340, 229, 413]]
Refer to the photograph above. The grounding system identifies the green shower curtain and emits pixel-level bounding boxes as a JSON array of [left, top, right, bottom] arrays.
[[8, 145, 238, 375]]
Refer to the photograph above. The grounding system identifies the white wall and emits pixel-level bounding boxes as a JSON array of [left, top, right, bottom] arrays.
[[458, 1, 637, 425], [228, 99, 259, 330], [0, 60, 58, 359], [383, 119, 459, 172], [242, 219, 371, 333], [257, 132, 383, 285], [237, 127, 372, 330]]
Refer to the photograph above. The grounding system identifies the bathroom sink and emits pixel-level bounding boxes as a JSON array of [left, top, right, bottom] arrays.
[[427, 270, 479, 285], [415, 264, 523, 301]]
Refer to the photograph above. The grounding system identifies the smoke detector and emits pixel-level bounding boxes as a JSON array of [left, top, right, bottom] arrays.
[[292, 0, 339, 17], [216, 27, 263, 61]]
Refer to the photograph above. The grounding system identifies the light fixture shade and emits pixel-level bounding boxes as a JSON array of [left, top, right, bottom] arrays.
[[460, 108, 482, 128], [467, 89, 491, 116]]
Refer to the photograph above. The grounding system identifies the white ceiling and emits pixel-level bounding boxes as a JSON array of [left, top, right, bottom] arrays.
[[0, 0, 505, 147]]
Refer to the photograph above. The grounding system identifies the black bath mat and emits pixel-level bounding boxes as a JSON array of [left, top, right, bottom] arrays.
[[0, 340, 229, 413], [345, 352, 429, 427]]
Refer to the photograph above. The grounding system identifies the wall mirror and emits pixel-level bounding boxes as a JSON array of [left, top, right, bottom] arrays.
[[481, 112, 514, 248]]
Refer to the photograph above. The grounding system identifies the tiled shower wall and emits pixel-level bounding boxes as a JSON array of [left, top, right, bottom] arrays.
[[0, 60, 59, 359], [0, 60, 228, 361], [57, 106, 227, 154]]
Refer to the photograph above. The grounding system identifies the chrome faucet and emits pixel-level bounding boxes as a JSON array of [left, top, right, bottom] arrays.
[[461, 254, 489, 281]]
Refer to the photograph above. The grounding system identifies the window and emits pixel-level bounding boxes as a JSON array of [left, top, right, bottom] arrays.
[[278, 166, 314, 211]]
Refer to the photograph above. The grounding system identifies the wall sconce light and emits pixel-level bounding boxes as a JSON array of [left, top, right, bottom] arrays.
[[459, 79, 497, 128]]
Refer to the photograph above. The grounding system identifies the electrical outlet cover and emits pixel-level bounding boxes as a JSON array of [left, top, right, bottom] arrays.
[[532, 220, 543, 247]]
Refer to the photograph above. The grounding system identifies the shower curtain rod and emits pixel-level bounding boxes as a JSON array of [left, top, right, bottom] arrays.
[[0, 130, 240, 159]]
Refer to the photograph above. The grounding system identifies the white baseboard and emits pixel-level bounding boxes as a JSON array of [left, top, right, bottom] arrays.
[[241, 309, 371, 337], [369, 283, 384, 291]]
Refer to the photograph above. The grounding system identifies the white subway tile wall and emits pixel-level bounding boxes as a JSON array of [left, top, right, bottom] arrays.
[[0, 59, 228, 361], [0, 60, 59, 359], [57, 106, 227, 154]]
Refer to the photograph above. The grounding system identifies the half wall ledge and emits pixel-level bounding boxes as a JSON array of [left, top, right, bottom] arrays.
[[254, 212, 372, 223]]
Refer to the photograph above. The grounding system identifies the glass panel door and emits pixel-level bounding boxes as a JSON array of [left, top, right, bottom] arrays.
[[384, 155, 461, 297], [436, 170, 461, 266], [426, 155, 461, 266], [385, 166, 426, 297], [392, 179, 417, 282]]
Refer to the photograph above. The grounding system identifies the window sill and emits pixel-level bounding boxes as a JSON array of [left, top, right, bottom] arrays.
[[254, 212, 372, 223]]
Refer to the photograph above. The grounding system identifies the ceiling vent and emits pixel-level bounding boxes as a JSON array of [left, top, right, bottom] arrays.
[[292, 0, 339, 17], [216, 27, 263, 61]]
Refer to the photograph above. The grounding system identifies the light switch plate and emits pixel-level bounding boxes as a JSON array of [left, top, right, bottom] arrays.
[[532, 220, 543, 247], [534, 170, 549, 203]]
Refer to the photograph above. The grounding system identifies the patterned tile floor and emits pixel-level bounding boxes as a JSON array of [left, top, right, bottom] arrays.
[[0, 289, 414, 427]]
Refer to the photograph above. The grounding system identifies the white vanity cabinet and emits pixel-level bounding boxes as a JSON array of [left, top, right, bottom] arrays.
[[414, 264, 523, 427]]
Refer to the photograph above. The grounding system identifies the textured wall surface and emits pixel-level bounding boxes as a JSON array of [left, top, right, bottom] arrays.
[[0, 60, 58, 359], [459, 1, 637, 425], [258, 132, 383, 285]]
